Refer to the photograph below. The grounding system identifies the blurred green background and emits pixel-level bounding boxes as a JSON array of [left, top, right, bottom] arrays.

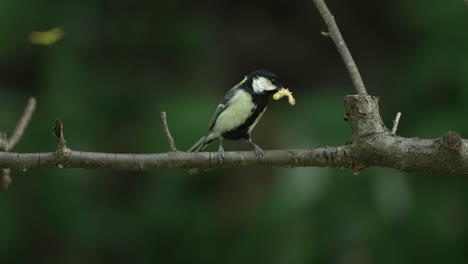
[[1, 0, 468, 263]]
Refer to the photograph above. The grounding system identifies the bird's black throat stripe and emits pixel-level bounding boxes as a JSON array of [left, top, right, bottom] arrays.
[[222, 93, 269, 140]]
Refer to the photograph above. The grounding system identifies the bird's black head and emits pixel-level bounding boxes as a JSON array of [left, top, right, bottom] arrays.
[[245, 70, 284, 95]]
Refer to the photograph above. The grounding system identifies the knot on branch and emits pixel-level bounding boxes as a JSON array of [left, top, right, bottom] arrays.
[[442, 131, 462, 153], [0, 169, 12, 190]]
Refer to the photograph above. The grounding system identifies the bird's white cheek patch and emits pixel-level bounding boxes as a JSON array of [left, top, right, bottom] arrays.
[[252, 77, 276, 93]]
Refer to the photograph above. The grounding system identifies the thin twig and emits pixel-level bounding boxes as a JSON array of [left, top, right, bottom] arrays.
[[312, 0, 368, 95], [161, 112, 178, 152], [465, 0, 468, 7], [0, 98, 36, 191], [7, 97, 36, 151], [0, 133, 6, 151], [391, 112, 402, 134]]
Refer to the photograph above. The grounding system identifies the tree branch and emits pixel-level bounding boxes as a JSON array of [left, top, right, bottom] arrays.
[[0, 97, 36, 190], [344, 95, 468, 175], [1, 2, 467, 190], [0, 133, 11, 190], [1, 95, 468, 176], [0, 146, 356, 171], [312, 0, 368, 95]]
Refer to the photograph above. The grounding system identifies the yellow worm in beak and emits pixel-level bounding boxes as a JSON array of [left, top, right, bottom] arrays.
[[273, 88, 296, 105]]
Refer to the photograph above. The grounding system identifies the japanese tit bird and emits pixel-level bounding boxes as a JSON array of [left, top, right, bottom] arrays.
[[188, 70, 285, 162]]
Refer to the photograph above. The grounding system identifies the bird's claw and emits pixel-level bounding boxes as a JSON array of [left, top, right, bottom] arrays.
[[253, 145, 264, 158], [217, 145, 225, 163]]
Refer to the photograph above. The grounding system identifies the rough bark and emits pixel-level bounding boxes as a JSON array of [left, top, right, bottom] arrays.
[[1, 95, 467, 176]]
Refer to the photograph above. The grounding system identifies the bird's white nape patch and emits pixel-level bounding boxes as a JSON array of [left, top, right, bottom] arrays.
[[252, 76, 276, 93]]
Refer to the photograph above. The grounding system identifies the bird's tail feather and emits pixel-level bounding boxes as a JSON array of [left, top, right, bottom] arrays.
[[188, 136, 207, 152]]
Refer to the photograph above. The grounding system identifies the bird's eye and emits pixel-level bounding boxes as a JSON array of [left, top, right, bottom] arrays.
[[271, 78, 279, 85]]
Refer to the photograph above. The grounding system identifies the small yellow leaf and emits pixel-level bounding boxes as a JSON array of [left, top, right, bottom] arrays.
[[29, 27, 64, 46]]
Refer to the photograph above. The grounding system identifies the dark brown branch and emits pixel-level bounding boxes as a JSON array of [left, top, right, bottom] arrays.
[[7, 97, 36, 151], [312, 0, 367, 95], [161, 111, 178, 152]]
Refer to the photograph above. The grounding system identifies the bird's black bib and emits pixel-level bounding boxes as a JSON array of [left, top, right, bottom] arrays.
[[222, 94, 269, 140]]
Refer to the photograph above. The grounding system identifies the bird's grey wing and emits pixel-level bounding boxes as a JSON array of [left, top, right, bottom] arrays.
[[206, 88, 238, 131]]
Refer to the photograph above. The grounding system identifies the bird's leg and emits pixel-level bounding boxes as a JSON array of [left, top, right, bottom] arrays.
[[246, 134, 264, 158], [217, 138, 225, 163]]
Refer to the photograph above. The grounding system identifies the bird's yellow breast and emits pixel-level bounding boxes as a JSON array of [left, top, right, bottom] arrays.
[[211, 89, 255, 136]]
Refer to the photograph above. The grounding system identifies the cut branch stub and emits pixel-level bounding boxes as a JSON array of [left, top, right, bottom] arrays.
[[53, 119, 64, 142], [53, 120, 70, 158], [342, 95, 468, 176], [391, 112, 402, 134]]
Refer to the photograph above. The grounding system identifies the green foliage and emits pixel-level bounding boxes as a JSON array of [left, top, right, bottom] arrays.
[[1, 0, 468, 263]]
